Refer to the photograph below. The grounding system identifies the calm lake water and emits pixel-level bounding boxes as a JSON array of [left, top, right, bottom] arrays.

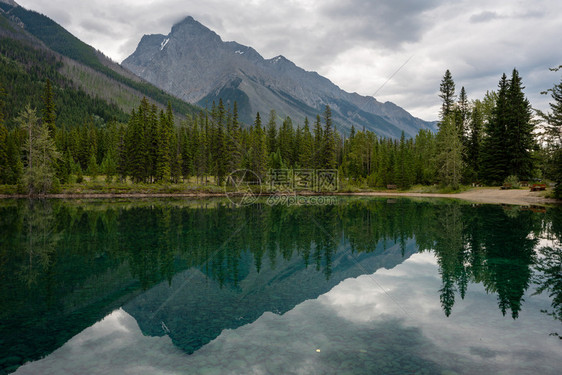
[[0, 198, 561, 375]]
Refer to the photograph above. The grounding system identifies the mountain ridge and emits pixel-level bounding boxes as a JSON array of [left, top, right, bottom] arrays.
[[123, 16, 437, 138]]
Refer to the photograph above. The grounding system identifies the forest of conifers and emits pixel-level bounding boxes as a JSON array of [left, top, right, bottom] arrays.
[[0, 62, 561, 197]]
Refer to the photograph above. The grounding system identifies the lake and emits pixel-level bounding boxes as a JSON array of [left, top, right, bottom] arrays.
[[0, 197, 560, 375]]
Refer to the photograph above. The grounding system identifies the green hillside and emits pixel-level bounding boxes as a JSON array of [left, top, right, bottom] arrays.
[[0, 37, 128, 127], [0, 2, 200, 124]]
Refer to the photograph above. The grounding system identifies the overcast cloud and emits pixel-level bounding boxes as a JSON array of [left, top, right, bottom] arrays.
[[16, 0, 562, 120]]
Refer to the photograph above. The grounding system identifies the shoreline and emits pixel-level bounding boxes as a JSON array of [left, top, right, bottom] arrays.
[[0, 188, 559, 206]]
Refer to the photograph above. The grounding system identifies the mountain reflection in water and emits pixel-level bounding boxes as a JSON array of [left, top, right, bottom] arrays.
[[0, 198, 561, 374]]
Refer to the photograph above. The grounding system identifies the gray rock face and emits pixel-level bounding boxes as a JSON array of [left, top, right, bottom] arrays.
[[123, 16, 437, 138]]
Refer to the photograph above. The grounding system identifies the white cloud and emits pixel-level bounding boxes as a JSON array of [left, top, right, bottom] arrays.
[[15, 0, 562, 120]]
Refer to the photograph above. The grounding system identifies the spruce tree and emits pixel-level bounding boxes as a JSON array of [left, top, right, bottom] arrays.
[[0, 122, 8, 184], [0, 83, 8, 184], [279, 116, 294, 166], [300, 117, 313, 168], [127, 104, 149, 183], [214, 99, 227, 185], [42, 79, 56, 136], [313, 114, 323, 169], [0, 87, 7, 184], [439, 70, 456, 120], [322, 105, 337, 169], [266, 109, 277, 157], [394, 131, 413, 188], [86, 152, 98, 180], [251, 112, 267, 180], [227, 101, 242, 173], [167, 102, 182, 183], [116, 124, 128, 182], [538, 66, 562, 198], [6, 134, 23, 185], [18, 105, 60, 194], [155, 110, 171, 182], [436, 115, 464, 188], [480, 74, 510, 185], [505, 68, 535, 180], [466, 101, 483, 182]]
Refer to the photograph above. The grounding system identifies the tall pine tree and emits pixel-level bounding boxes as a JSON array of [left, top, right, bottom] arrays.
[[505, 68, 535, 180], [480, 74, 510, 184], [42, 79, 56, 136], [439, 70, 456, 120]]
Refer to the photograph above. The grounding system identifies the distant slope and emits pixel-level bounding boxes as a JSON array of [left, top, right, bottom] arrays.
[[0, 1, 201, 125], [123, 16, 438, 138]]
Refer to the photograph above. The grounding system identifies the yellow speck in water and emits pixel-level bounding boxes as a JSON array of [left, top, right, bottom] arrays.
[[316, 349, 321, 353]]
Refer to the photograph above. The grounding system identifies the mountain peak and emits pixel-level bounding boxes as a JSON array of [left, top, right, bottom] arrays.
[[123, 17, 436, 138], [170, 15, 220, 41]]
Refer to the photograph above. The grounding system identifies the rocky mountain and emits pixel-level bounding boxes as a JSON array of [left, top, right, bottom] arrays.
[[124, 239, 418, 354], [123, 16, 437, 138]]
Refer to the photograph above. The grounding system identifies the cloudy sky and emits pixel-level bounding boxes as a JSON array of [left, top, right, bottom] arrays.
[[15, 0, 562, 120]]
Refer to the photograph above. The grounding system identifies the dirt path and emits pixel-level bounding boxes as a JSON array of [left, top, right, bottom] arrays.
[[340, 188, 560, 206]]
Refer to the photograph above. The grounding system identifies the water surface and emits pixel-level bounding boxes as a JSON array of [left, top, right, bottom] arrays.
[[0, 198, 560, 374]]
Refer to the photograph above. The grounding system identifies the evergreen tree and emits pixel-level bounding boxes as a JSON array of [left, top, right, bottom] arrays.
[[439, 70, 456, 120], [313, 114, 323, 169], [100, 149, 117, 183], [251, 112, 267, 180], [505, 69, 535, 180], [279, 116, 294, 166], [18, 105, 60, 194], [155, 110, 171, 182], [300, 117, 313, 168], [481, 74, 510, 184], [456, 86, 470, 154], [227, 101, 242, 173], [42, 79, 56, 136], [0, 122, 8, 184], [466, 101, 484, 182], [293, 125, 302, 168], [394, 131, 413, 188], [127, 103, 149, 183], [86, 152, 98, 180], [537, 66, 562, 198], [7, 134, 23, 184], [322, 105, 337, 169], [436, 115, 464, 188], [0, 87, 8, 184], [411, 129, 436, 185], [167, 102, 182, 183], [116, 124, 128, 182], [266, 109, 277, 157], [214, 99, 227, 185]]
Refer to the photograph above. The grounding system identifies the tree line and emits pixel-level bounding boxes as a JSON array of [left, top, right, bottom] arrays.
[[0, 67, 561, 196]]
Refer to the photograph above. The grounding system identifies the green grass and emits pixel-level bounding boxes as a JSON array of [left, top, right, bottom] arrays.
[[406, 184, 472, 194]]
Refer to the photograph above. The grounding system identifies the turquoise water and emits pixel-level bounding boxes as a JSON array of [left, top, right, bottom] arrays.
[[0, 198, 560, 374]]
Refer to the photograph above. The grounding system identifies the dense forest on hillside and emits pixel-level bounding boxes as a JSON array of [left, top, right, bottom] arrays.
[[0, 3, 200, 117]]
